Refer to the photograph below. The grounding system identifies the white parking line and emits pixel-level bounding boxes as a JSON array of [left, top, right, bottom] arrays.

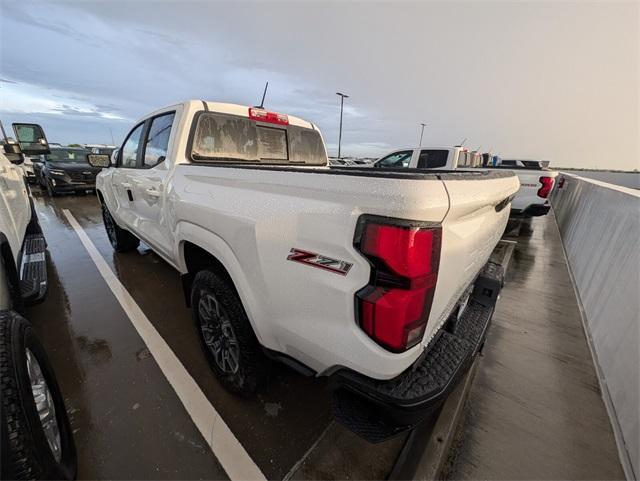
[[62, 209, 266, 481]]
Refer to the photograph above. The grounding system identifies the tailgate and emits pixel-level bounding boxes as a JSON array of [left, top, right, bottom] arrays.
[[422, 172, 519, 346], [512, 170, 558, 211]]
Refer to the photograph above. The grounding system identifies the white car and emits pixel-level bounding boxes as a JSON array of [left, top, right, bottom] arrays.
[[372, 147, 557, 217], [92, 100, 519, 440], [0, 122, 77, 479]]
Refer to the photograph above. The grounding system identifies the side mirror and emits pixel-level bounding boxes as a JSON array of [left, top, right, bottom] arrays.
[[87, 154, 111, 168], [12, 123, 50, 156]]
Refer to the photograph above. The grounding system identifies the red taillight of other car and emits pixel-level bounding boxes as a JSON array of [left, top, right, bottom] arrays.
[[538, 176, 555, 198], [354, 216, 442, 352]]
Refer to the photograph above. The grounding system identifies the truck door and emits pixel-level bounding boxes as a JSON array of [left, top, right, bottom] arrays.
[[0, 152, 30, 259], [126, 110, 177, 258], [111, 122, 145, 230]]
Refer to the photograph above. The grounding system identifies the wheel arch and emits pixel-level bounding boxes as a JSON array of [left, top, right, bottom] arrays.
[[0, 233, 23, 312], [96, 189, 105, 205], [175, 223, 264, 344]]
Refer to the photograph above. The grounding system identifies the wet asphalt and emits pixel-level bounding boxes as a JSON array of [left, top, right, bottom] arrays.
[[25, 190, 624, 481], [443, 215, 625, 480], [26, 191, 343, 480]]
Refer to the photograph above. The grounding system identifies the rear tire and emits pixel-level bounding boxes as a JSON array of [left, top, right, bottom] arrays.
[[191, 270, 269, 396], [101, 204, 140, 252], [0, 310, 77, 480]]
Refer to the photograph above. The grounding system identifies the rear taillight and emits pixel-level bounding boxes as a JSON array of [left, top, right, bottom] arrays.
[[354, 216, 442, 352], [537, 176, 554, 198], [248, 107, 289, 125]]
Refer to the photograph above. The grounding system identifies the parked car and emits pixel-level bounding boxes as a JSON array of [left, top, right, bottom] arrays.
[[37, 146, 101, 196], [371, 146, 557, 218], [84, 144, 116, 157], [91, 100, 519, 441], [484, 158, 558, 216], [0, 122, 77, 479], [495, 158, 551, 169]]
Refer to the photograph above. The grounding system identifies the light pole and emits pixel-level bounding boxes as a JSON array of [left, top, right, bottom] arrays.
[[336, 92, 349, 158], [419, 123, 427, 147]]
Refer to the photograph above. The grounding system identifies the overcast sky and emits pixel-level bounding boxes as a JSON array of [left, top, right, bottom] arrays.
[[1, 1, 638, 169]]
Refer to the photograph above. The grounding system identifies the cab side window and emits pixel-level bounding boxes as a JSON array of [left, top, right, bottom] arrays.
[[120, 123, 144, 168], [417, 150, 448, 169], [375, 150, 413, 168], [143, 112, 175, 167]]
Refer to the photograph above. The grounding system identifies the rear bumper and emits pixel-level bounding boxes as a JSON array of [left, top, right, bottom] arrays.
[[328, 260, 504, 443], [512, 204, 550, 217]]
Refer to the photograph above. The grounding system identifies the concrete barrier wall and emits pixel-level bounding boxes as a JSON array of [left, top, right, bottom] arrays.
[[552, 174, 639, 479]]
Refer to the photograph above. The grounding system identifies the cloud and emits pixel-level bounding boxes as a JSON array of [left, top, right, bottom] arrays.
[[50, 104, 126, 120], [0, 1, 637, 168]]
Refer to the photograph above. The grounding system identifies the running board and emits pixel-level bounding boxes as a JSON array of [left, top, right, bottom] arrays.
[[20, 234, 47, 305]]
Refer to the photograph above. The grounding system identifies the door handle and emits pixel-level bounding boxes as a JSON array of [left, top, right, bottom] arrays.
[[146, 188, 160, 197]]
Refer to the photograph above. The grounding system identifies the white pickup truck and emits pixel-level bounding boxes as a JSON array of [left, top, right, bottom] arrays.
[[92, 100, 519, 440], [371, 147, 557, 218], [1, 122, 77, 479]]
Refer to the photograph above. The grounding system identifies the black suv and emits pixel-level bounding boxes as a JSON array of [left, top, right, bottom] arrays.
[[36, 146, 101, 196]]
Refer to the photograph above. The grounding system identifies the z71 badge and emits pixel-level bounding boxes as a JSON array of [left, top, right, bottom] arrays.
[[287, 248, 353, 276]]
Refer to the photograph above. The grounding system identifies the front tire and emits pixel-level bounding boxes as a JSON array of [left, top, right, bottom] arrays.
[[101, 204, 140, 252], [0, 310, 77, 480], [191, 270, 269, 396]]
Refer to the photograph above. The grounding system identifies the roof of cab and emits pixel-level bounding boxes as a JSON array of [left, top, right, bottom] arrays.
[[139, 100, 317, 130]]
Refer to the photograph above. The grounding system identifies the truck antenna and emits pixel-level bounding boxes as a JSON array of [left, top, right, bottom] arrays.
[[259, 82, 269, 108], [457, 137, 467, 147], [109, 127, 115, 145]]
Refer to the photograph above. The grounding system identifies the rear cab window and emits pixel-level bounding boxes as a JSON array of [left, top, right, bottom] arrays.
[[417, 150, 449, 169], [189, 110, 327, 165]]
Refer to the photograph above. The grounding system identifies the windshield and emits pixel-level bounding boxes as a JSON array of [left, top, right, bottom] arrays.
[[45, 148, 90, 163], [375, 151, 413, 168], [191, 112, 327, 165]]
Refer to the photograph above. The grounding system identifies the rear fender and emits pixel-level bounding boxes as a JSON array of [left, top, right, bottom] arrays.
[[0, 234, 23, 312], [175, 221, 263, 344]]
